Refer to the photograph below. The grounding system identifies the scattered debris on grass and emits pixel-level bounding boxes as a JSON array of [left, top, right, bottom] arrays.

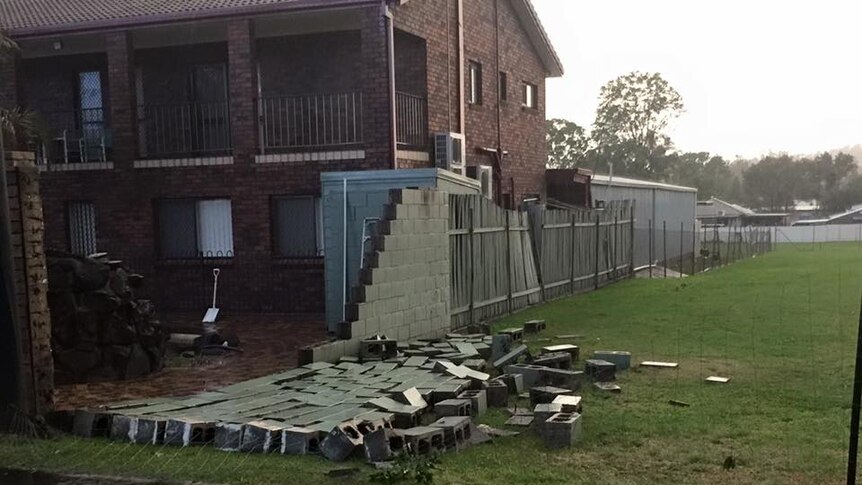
[[668, 400, 691, 407], [706, 376, 731, 384], [640, 361, 679, 369]]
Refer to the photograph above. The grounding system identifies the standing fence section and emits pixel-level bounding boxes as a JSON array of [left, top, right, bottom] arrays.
[[695, 224, 773, 272], [449, 195, 542, 328], [449, 195, 634, 327]]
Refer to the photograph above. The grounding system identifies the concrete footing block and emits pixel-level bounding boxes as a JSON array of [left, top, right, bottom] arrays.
[[523, 320, 546, 333], [363, 428, 394, 462], [532, 403, 563, 434], [541, 412, 583, 449], [109, 415, 134, 442], [132, 417, 166, 445], [492, 344, 528, 369], [552, 395, 583, 414], [241, 420, 284, 453], [585, 359, 616, 382], [401, 426, 446, 455], [434, 398, 472, 419], [72, 410, 111, 438], [458, 390, 487, 417], [282, 427, 322, 455], [505, 364, 583, 390], [542, 344, 580, 361], [320, 421, 364, 461], [429, 416, 472, 451], [531, 351, 572, 370], [529, 386, 573, 406], [164, 418, 214, 447], [498, 373, 524, 394], [483, 379, 509, 407], [214, 423, 244, 451], [593, 351, 631, 371]]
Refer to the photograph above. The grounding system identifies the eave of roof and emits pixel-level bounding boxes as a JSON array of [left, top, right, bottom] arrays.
[[2, 0, 380, 39], [590, 174, 697, 193], [510, 0, 564, 77]]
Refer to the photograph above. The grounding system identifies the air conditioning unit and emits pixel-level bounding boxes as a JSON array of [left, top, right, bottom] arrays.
[[434, 132, 466, 175], [466, 165, 494, 199]]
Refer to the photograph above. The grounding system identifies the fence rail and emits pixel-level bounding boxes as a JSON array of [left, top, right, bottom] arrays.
[[395, 92, 427, 147], [259, 92, 363, 152], [449, 195, 634, 327], [138, 102, 231, 158]]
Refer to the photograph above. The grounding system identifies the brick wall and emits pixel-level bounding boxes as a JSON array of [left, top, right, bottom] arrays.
[[393, 0, 549, 204], [228, 19, 258, 165], [0, 52, 18, 110], [258, 31, 361, 96], [106, 31, 137, 167], [304, 187, 451, 363], [5, 151, 53, 414]]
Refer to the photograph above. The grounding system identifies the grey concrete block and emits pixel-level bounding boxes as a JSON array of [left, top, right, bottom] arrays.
[[505, 363, 583, 390], [132, 417, 166, 445], [458, 389, 487, 417], [585, 359, 616, 382], [491, 334, 512, 362], [552, 395, 583, 414], [320, 421, 364, 461], [282, 427, 322, 455], [529, 386, 573, 407], [482, 379, 509, 407], [541, 413, 583, 449], [214, 423, 244, 452], [498, 373, 524, 394], [523, 320, 546, 333], [533, 403, 563, 433], [400, 426, 446, 455], [363, 427, 393, 463], [164, 418, 214, 447], [241, 420, 284, 453], [542, 344, 580, 361], [394, 387, 428, 410], [429, 416, 472, 451], [492, 344, 529, 369], [109, 415, 134, 442], [434, 398, 472, 418], [499, 327, 524, 342], [531, 352, 572, 370], [593, 351, 631, 371], [72, 410, 111, 438]]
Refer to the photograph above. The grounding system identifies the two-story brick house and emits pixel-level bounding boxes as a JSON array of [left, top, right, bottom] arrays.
[[0, 0, 562, 314]]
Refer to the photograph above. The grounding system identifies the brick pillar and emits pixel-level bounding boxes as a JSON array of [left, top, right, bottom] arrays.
[[106, 32, 137, 168], [360, 5, 395, 168], [228, 19, 258, 165], [0, 53, 19, 110]]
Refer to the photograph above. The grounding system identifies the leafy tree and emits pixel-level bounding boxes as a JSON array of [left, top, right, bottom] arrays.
[[546, 118, 590, 168], [590, 71, 684, 177], [742, 155, 805, 211], [663, 151, 740, 200], [0, 31, 42, 148]]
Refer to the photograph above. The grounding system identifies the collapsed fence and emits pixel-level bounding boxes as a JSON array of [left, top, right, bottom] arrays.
[[449, 196, 634, 327]]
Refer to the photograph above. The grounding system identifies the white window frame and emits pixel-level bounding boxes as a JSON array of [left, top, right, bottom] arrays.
[[158, 198, 234, 259], [469, 61, 482, 105], [523, 82, 538, 109]]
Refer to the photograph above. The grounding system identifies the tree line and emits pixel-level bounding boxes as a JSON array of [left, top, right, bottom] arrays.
[[548, 71, 859, 213]]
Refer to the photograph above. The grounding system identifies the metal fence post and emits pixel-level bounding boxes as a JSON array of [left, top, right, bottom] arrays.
[[594, 213, 600, 290], [613, 214, 618, 280], [679, 221, 684, 274], [629, 204, 635, 277], [649, 219, 654, 279], [691, 222, 696, 274], [570, 213, 576, 293], [663, 220, 667, 278]]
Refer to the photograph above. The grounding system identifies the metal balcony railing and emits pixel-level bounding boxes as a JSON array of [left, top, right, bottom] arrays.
[[137, 102, 231, 158], [396, 91, 428, 148], [258, 92, 363, 152], [35, 108, 109, 164]]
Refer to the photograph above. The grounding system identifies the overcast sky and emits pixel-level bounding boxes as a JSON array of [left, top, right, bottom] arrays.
[[532, 0, 862, 159]]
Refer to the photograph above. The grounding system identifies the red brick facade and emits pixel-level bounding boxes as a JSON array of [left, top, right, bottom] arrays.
[[2, 0, 556, 314]]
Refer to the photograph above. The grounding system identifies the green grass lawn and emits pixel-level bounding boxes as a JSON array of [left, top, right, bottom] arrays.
[[2, 243, 861, 484]]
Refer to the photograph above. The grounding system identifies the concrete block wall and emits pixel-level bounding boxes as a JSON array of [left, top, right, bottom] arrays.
[[305, 187, 453, 364], [4, 151, 53, 414]]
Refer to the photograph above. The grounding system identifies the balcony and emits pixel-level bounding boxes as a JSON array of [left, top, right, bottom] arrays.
[[137, 102, 231, 159], [395, 91, 427, 148], [35, 108, 110, 165], [258, 92, 363, 153]]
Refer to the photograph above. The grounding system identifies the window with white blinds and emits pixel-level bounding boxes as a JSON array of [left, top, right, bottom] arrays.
[[273, 196, 323, 258], [158, 198, 234, 258], [68, 201, 97, 256]]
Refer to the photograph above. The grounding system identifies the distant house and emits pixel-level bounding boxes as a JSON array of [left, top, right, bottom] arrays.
[[792, 206, 862, 226], [696, 197, 787, 227]]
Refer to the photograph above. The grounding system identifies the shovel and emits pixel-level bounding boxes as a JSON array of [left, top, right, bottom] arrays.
[[202, 268, 221, 325]]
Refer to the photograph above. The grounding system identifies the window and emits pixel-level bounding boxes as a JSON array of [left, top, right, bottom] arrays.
[[78, 71, 104, 146], [68, 201, 97, 256], [498, 72, 508, 102], [157, 199, 234, 259], [272, 196, 324, 258], [468, 61, 483, 105], [523, 82, 538, 109]]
